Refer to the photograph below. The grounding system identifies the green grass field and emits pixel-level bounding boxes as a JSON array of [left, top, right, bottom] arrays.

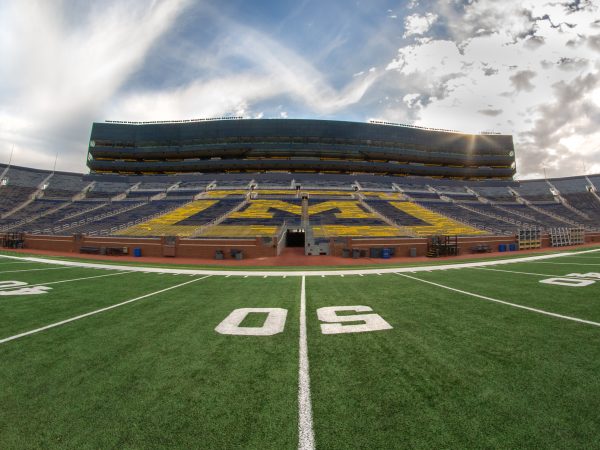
[[1, 248, 600, 449]]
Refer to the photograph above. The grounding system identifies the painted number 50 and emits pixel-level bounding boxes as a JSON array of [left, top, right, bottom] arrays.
[[215, 306, 392, 336]]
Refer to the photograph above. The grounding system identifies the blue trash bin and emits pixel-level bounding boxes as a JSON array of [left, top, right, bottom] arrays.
[[509, 243, 517, 251], [133, 248, 142, 257], [498, 244, 507, 252], [382, 248, 391, 259]]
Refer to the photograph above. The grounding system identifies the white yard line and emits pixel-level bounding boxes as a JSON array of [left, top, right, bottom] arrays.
[[298, 276, 315, 450], [0, 261, 36, 265], [475, 267, 600, 280], [0, 275, 212, 344], [530, 261, 600, 266], [0, 266, 76, 274], [0, 270, 135, 291], [1, 247, 600, 277], [394, 273, 600, 328], [473, 267, 561, 277]]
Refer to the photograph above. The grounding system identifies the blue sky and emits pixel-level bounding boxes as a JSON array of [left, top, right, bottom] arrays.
[[1, 0, 599, 179]]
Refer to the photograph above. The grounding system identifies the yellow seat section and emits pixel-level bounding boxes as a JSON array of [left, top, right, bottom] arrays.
[[303, 190, 354, 197], [312, 225, 406, 237], [229, 200, 302, 219], [361, 192, 404, 200], [388, 201, 485, 236], [309, 201, 377, 219], [254, 189, 297, 196], [117, 200, 218, 237], [203, 190, 247, 198], [197, 225, 279, 237]]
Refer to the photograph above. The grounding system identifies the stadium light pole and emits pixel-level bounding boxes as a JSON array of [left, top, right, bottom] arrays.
[[7, 144, 14, 167]]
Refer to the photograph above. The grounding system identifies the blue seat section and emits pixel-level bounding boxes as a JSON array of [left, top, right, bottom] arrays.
[[0, 186, 37, 215], [136, 181, 173, 190], [295, 178, 355, 190], [0, 164, 48, 188], [589, 175, 600, 191], [552, 176, 590, 194], [86, 181, 132, 198], [498, 203, 571, 228], [42, 172, 90, 199], [175, 199, 245, 226], [534, 202, 595, 227], [0, 199, 68, 228], [0, 164, 49, 215], [215, 179, 251, 189], [164, 192, 196, 200], [364, 200, 429, 226], [441, 192, 478, 201], [462, 202, 542, 228], [516, 180, 555, 202], [358, 180, 393, 191], [255, 180, 293, 189], [69, 199, 190, 235], [562, 192, 600, 221], [125, 181, 173, 201], [404, 191, 441, 200], [435, 185, 470, 194], [470, 186, 517, 203], [414, 200, 511, 234], [49, 201, 145, 233], [167, 181, 210, 198], [552, 177, 600, 223], [126, 190, 155, 200], [14, 201, 110, 234]]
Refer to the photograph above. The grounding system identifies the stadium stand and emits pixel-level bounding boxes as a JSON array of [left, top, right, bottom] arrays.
[[3, 119, 600, 246], [3, 163, 600, 238]]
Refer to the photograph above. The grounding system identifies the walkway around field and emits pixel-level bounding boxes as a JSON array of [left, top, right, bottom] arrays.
[[2, 247, 600, 277]]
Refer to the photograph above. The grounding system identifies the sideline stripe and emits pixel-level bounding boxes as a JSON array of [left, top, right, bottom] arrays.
[[0, 275, 212, 344], [0, 270, 134, 291], [298, 276, 315, 450], [0, 267, 76, 274], [2, 247, 600, 277], [394, 273, 600, 328]]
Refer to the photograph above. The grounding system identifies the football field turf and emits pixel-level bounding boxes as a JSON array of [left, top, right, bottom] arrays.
[[1, 248, 600, 449]]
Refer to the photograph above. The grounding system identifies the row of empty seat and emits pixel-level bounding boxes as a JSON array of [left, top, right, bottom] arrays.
[[2, 162, 600, 237]]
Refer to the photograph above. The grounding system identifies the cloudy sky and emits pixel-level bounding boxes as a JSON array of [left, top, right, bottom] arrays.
[[1, 0, 599, 179]]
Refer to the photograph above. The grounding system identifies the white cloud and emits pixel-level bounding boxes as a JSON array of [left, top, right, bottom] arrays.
[[386, 0, 600, 178], [1, 0, 599, 181], [403, 13, 438, 38], [0, 0, 190, 171], [111, 11, 384, 122], [402, 93, 422, 108]]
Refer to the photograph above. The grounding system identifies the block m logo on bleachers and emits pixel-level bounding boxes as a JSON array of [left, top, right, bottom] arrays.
[[229, 200, 378, 219]]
